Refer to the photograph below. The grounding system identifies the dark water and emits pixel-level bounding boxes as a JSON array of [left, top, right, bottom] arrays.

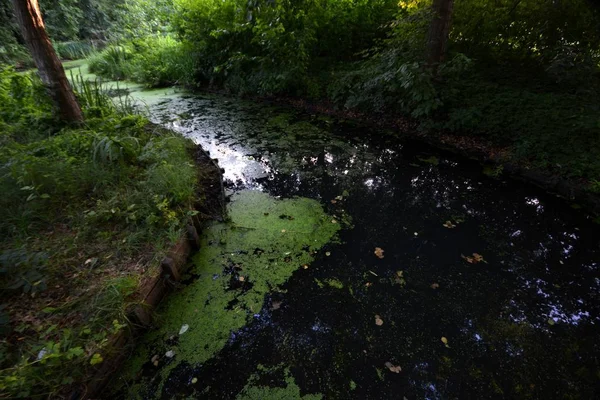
[[141, 94, 599, 399]]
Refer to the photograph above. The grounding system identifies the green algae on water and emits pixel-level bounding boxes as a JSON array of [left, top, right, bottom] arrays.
[[119, 190, 339, 397], [237, 367, 323, 400]]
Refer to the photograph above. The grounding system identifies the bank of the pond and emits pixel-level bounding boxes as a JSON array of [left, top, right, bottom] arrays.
[[75, 57, 600, 216], [0, 66, 224, 399], [158, 82, 599, 217], [258, 95, 600, 217]]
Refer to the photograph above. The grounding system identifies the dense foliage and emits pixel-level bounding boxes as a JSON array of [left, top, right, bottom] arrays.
[[85, 0, 597, 181], [0, 67, 199, 398]]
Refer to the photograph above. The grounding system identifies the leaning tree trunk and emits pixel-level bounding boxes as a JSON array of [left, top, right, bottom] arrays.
[[11, 0, 84, 124], [426, 0, 455, 69]]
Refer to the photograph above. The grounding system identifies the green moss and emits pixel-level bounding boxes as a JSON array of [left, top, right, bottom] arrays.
[[120, 191, 339, 396], [268, 113, 293, 129], [324, 278, 344, 289], [237, 367, 322, 400]]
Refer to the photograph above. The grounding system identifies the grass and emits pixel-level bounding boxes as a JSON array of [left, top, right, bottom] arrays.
[[0, 67, 208, 398]]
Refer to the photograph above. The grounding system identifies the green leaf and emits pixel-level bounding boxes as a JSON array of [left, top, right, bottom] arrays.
[[90, 353, 103, 365]]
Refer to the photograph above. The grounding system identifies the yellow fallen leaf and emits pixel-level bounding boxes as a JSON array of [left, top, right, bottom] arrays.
[[384, 361, 401, 373], [374, 247, 385, 259], [473, 253, 484, 262], [441, 337, 450, 348], [375, 315, 384, 326], [462, 253, 485, 264], [461, 254, 474, 263]]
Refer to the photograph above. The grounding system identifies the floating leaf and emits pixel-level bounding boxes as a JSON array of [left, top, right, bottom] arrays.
[[191, 377, 198, 384], [430, 283, 440, 289], [442, 221, 456, 229], [365, 282, 373, 287], [384, 361, 402, 373], [394, 270, 406, 287], [270, 300, 282, 310], [441, 337, 450, 348], [179, 324, 189, 335], [547, 319, 555, 326], [325, 252, 331, 256], [238, 276, 245, 282], [463, 255, 474, 263], [462, 253, 486, 264], [375, 315, 384, 326], [418, 155, 439, 166], [374, 247, 385, 259]]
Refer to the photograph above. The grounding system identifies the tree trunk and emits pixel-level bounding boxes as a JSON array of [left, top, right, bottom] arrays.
[[426, 0, 455, 68], [11, 0, 84, 124]]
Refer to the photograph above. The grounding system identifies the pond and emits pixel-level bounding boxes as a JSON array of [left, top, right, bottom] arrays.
[[113, 93, 600, 399]]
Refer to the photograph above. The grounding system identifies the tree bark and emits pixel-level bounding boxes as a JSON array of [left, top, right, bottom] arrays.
[[426, 0, 455, 68], [11, 0, 84, 124]]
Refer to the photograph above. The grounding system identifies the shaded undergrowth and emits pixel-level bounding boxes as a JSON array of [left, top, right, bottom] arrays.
[[0, 67, 204, 398]]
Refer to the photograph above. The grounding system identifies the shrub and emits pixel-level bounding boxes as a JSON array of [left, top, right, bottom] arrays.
[[88, 45, 134, 80], [54, 41, 96, 60]]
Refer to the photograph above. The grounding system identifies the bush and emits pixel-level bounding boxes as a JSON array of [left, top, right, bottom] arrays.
[[87, 36, 194, 87], [54, 41, 97, 60], [88, 45, 134, 80], [129, 36, 195, 86]]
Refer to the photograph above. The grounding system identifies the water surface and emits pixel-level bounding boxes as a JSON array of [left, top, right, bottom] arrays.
[[117, 93, 599, 399]]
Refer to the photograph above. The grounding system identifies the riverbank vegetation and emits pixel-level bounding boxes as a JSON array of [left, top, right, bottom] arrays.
[[0, 67, 201, 397], [2, 1, 599, 181], [77, 0, 600, 187]]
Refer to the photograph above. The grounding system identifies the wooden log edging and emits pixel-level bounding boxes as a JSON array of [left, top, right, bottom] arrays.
[[73, 143, 226, 400], [78, 220, 200, 399]]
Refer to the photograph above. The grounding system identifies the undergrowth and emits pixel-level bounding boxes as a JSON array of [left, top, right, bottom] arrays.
[[0, 67, 201, 398], [88, 36, 195, 87]]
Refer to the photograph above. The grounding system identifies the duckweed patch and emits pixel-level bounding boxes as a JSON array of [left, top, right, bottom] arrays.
[[118, 190, 339, 397], [237, 367, 322, 400]]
